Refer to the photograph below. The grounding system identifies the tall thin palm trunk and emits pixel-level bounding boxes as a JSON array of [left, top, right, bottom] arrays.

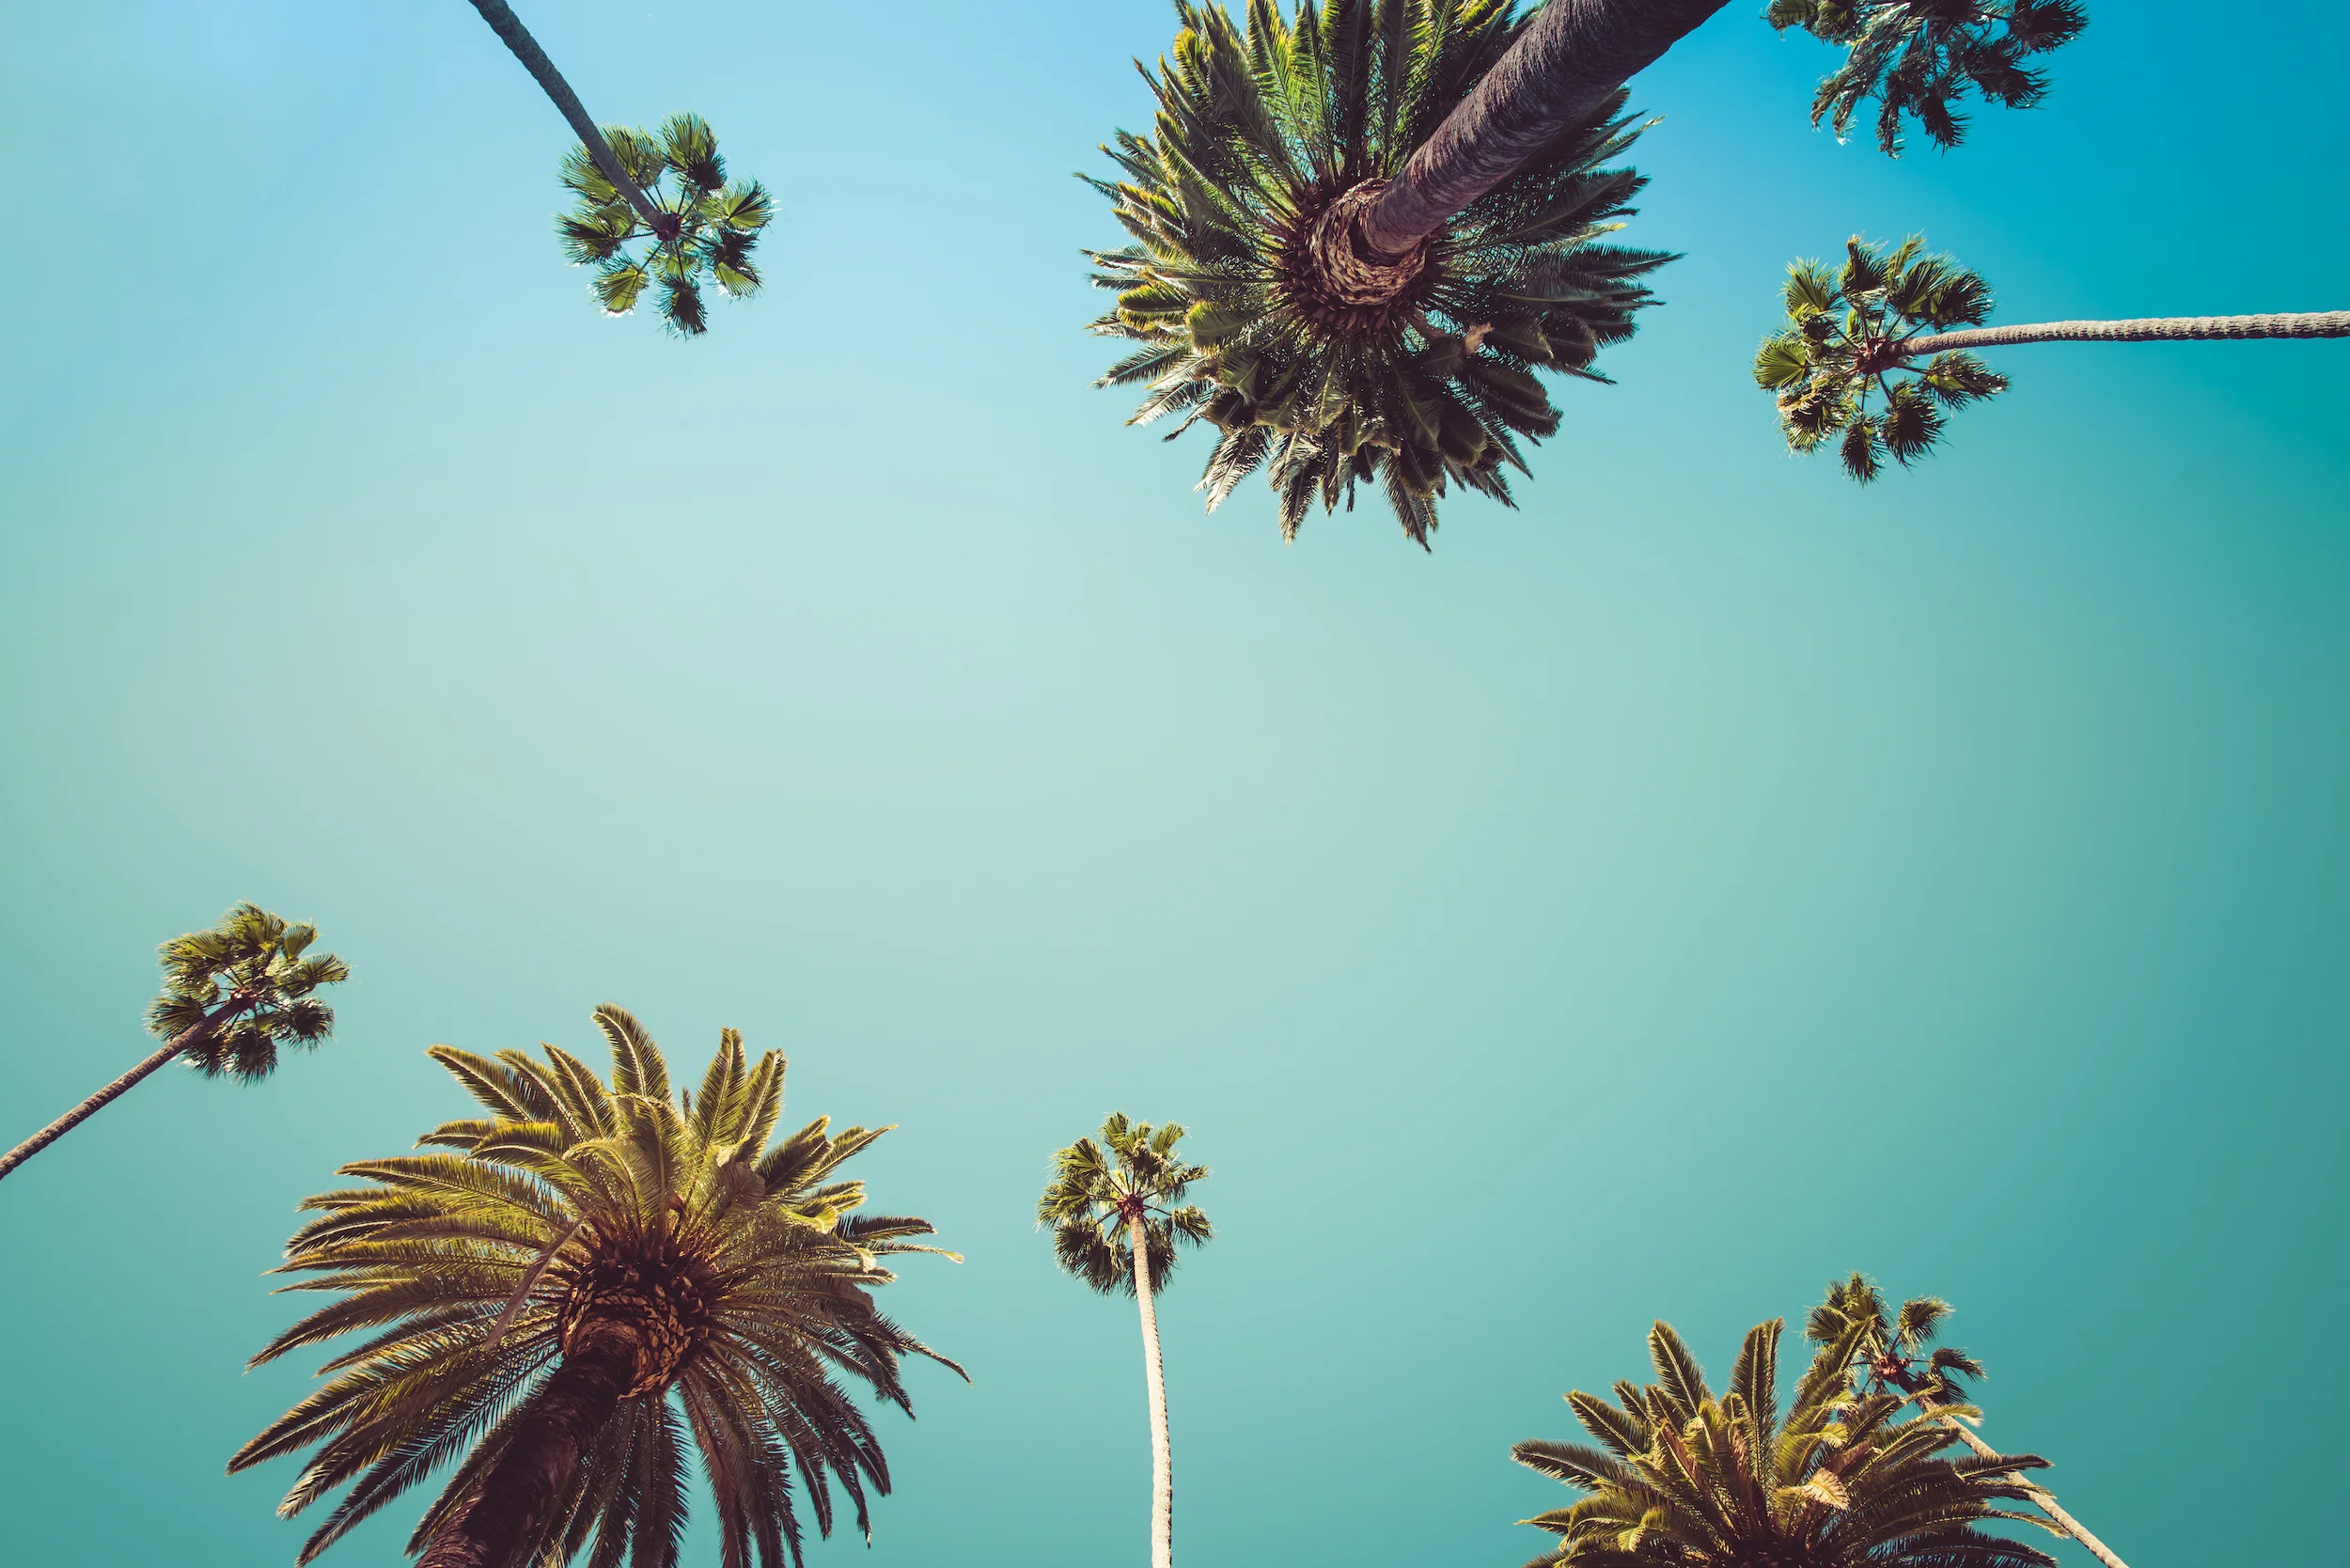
[[415, 1327, 637, 1568], [466, 0, 668, 231], [1919, 1398, 2129, 1568], [0, 1012, 222, 1184], [1904, 311, 2350, 357], [1356, 0, 1732, 258], [1129, 1213, 1174, 1568]]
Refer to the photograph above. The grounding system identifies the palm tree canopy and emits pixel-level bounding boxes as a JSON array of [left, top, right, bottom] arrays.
[[557, 113, 773, 336], [1089, 0, 1672, 547], [1766, 0, 2089, 154], [230, 1005, 960, 1568], [1809, 1273, 1987, 1405], [1753, 234, 2007, 481], [149, 902, 349, 1081], [1512, 1318, 2061, 1568], [1038, 1113, 1212, 1295]]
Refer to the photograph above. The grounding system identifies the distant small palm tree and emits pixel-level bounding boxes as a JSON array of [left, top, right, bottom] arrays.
[[1512, 1316, 2060, 1568], [0, 902, 347, 1185], [1037, 1114, 1212, 1568], [1755, 235, 2350, 480], [230, 1006, 960, 1568], [468, 1, 771, 334], [1765, 0, 2090, 155], [1809, 1274, 2132, 1568]]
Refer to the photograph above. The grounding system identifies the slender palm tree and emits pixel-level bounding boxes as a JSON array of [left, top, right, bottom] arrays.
[[0, 902, 347, 1185], [468, 1, 771, 334], [1091, 1, 1675, 545], [1766, 1, 2089, 155], [229, 1006, 961, 1568], [1512, 1316, 2062, 1568], [1037, 1114, 1213, 1568], [1755, 235, 2350, 481], [1809, 1274, 2132, 1568]]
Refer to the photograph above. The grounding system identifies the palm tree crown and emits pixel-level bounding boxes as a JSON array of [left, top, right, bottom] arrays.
[[1754, 235, 2008, 481], [231, 1006, 960, 1568], [1089, 0, 1672, 547], [557, 114, 773, 336], [1512, 1317, 2060, 1568], [1808, 1274, 1984, 1404], [1038, 1113, 1212, 1294], [149, 902, 349, 1081], [1766, 0, 2089, 155]]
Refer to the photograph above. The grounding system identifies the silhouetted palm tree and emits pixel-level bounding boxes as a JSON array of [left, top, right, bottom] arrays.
[[1766, 0, 2089, 155], [231, 1006, 961, 1568], [1809, 1274, 2133, 1568], [468, 1, 771, 334], [0, 903, 347, 1185], [1513, 1316, 2061, 1568], [1755, 235, 2350, 480], [1038, 1114, 1212, 1568]]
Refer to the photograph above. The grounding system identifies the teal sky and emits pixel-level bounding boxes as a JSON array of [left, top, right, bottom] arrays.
[[2, 2, 2344, 1564]]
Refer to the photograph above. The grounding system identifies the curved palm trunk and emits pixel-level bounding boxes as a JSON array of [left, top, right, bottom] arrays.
[[1903, 311, 2350, 357], [1357, 0, 1733, 258], [0, 1013, 223, 1184], [416, 1327, 636, 1568], [1129, 1214, 1174, 1568], [465, 0, 666, 229], [1920, 1399, 2129, 1568]]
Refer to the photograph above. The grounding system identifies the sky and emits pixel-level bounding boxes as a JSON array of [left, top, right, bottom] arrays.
[[1, 1, 2344, 1565]]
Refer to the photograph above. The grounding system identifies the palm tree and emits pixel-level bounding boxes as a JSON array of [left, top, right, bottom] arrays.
[[230, 1005, 961, 1568], [0, 902, 347, 1185], [1809, 1274, 2132, 1568], [1037, 1114, 1213, 1568], [468, 1, 771, 334], [1755, 235, 2350, 481], [1765, 1, 2089, 155], [1512, 1316, 2063, 1568], [1090, 1, 1676, 545]]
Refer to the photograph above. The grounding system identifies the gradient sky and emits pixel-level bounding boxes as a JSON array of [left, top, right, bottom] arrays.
[[2, 2, 2344, 1565]]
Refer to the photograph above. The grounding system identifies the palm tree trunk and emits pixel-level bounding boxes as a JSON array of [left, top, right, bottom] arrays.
[[416, 1325, 637, 1568], [1129, 1214, 1174, 1568], [1903, 311, 2350, 357], [1920, 1399, 2129, 1568], [465, 0, 666, 229], [1357, 0, 1733, 258], [0, 1013, 224, 1184]]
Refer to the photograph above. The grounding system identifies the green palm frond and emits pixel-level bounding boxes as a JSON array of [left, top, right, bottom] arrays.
[[1754, 235, 2009, 482], [555, 117, 770, 337], [1037, 1115, 1213, 1296], [1089, 0, 1673, 548], [1516, 1311, 2057, 1568], [232, 1008, 959, 1568], [1769, 0, 2089, 155], [146, 902, 351, 1082]]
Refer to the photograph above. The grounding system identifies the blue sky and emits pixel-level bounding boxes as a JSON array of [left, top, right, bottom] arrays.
[[1, 2, 2343, 1565]]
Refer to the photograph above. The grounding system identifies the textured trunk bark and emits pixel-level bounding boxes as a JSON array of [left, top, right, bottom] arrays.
[[466, 0, 666, 227], [1130, 1214, 1173, 1568], [1357, 0, 1733, 258], [1920, 1399, 2130, 1568], [1903, 311, 2350, 357], [0, 1013, 226, 1184], [415, 1326, 636, 1568]]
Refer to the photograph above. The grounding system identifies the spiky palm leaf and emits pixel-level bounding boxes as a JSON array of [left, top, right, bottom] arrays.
[[1766, 0, 2089, 154], [230, 1006, 960, 1568], [1753, 234, 2007, 481], [557, 114, 773, 337], [1513, 1317, 2061, 1568], [1089, 0, 1674, 548]]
